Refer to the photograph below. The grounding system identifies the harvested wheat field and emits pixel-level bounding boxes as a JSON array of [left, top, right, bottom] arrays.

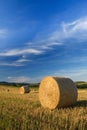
[[0, 85, 87, 130]]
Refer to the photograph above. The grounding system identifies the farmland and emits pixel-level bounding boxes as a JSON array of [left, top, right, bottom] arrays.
[[0, 85, 87, 130]]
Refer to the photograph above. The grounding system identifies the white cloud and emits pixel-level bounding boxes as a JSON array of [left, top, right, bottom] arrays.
[[7, 76, 42, 83], [0, 39, 63, 58], [48, 17, 87, 44], [0, 57, 32, 66], [49, 42, 63, 46], [0, 62, 24, 66], [1, 16, 87, 64], [40, 45, 52, 50], [16, 58, 31, 63], [54, 68, 87, 81], [7, 76, 31, 83], [61, 17, 87, 39], [0, 48, 43, 57], [38, 41, 63, 51]]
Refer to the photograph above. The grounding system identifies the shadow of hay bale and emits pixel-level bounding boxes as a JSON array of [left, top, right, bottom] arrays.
[[76, 100, 87, 107], [67, 100, 87, 109], [54, 100, 87, 110]]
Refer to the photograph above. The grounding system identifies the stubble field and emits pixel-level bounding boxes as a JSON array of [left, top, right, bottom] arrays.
[[0, 85, 87, 130]]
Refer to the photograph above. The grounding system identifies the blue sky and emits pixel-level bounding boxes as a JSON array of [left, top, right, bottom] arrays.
[[0, 0, 87, 83]]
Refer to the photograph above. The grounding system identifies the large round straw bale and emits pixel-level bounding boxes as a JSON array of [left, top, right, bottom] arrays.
[[19, 85, 30, 94], [39, 76, 77, 110]]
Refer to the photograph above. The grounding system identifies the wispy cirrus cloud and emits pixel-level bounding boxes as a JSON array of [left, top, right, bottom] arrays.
[[61, 17, 87, 40], [0, 62, 24, 66], [26, 40, 63, 50], [2, 17, 87, 58], [0, 57, 31, 66], [16, 58, 31, 63], [38, 41, 63, 51], [1, 16, 87, 67], [49, 16, 87, 43], [0, 48, 43, 57], [27, 16, 87, 51]]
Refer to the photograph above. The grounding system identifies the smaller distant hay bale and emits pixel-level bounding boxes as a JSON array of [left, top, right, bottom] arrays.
[[19, 85, 30, 94]]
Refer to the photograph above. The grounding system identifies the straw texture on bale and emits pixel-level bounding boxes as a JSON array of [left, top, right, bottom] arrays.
[[39, 76, 77, 110], [19, 85, 30, 94]]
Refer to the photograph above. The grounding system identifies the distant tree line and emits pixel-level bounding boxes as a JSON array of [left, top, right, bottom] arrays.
[[75, 81, 87, 89], [0, 81, 87, 89], [0, 81, 40, 88]]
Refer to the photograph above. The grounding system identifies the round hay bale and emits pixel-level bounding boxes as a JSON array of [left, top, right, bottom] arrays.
[[19, 85, 30, 94], [39, 76, 77, 110]]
